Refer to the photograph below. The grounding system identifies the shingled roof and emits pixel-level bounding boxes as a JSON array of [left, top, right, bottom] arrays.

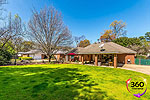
[[66, 47, 84, 54], [24, 49, 43, 54], [68, 42, 136, 54]]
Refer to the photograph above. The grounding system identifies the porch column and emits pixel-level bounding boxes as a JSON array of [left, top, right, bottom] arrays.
[[69, 56, 71, 61], [66, 55, 68, 61], [114, 54, 117, 68], [100, 54, 102, 65], [89, 54, 91, 62], [81, 55, 84, 64], [95, 54, 98, 66]]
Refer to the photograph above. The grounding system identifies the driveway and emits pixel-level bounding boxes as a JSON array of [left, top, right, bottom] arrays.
[[121, 64, 150, 75]]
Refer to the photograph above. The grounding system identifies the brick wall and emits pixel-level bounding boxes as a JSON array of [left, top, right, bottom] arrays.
[[117, 54, 135, 64], [54, 54, 60, 60], [125, 54, 135, 64], [117, 54, 126, 63], [41, 54, 44, 59], [66, 54, 135, 65]]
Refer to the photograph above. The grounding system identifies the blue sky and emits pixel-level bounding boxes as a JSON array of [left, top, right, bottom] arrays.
[[4, 0, 150, 43]]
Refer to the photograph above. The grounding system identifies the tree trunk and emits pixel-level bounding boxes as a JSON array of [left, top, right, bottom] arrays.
[[54, 55, 57, 61], [48, 55, 52, 62], [14, 58, 16, 65], [14, 53, 17, 65]]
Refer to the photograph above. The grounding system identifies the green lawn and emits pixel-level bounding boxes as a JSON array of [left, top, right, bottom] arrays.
[[0, 64, 150, 100]]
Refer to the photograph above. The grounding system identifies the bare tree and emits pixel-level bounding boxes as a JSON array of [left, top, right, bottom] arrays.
[[74, 35, 85, 47], [28, 6, 72, 62], [0, 13, 25, 48], [0, 0, 8, 46], [0, 0, 7, 19], [0, 13, 25, 64], [0, 0, 6, 5], [9, 37, 23, 64]]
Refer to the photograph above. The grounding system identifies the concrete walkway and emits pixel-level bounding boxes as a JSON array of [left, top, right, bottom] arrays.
[[84, 63, 150, 75], [120, 64, 150, 75]]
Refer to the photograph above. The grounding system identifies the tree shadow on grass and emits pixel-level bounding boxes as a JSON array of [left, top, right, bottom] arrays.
[[0, 67, 116, 100]]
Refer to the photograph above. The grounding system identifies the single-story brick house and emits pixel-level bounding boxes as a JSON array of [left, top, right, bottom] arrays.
[[19, 49, 68, 60], [66, 42, 136, 68]]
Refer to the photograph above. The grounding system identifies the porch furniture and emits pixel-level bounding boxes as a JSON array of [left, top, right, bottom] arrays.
[[109, 62, 113, 66]]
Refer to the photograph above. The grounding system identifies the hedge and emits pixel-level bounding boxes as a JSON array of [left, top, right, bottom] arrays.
[[0, 49, 12, 65], [136, 55, 147, 59], [19, 57, 33, 60]]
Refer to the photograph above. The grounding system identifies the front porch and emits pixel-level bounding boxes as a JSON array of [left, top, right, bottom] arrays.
[[81, 54, 118, 68], [66, 54, 120, 68]]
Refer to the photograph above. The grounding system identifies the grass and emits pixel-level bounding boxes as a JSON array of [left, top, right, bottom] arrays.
[[0, 64, 150, 100]]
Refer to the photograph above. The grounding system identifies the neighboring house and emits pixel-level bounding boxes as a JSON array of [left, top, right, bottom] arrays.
[[66, 42, 136, 68], [54, 50, 67, 61], [18, 52, 26, 57], [21, 50, 45, 60], [20, 49, 68, 60]]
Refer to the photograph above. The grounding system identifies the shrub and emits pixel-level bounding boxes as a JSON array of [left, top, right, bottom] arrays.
[[19, 57, 33, 60], [0, 49, 12, 65], [136, 55, 147, 59]]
